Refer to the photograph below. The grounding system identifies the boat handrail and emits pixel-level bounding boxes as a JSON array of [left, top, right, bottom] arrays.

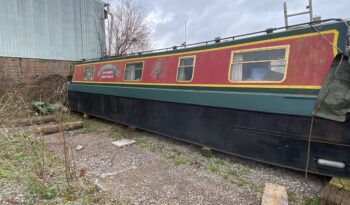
[[83, 18, 347, 62]]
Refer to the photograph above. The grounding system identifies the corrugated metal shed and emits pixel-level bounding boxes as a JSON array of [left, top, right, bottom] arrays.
[[0, 0, 105, 61]]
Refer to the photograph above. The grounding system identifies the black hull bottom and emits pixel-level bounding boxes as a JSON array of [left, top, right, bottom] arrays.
[[68, 91, 350, 178]]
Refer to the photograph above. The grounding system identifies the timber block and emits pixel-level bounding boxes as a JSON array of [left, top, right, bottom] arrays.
[[261, 183, 288, 205], [319, 177, 350, 205]]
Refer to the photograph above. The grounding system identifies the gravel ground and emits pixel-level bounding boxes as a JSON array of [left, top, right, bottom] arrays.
[[134, 133, 327, 204], [0, 186, 28, 205], [43, 120, 327, 205], [45, 133, 259, 204]]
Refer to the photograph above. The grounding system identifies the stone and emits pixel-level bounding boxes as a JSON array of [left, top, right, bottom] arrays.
[[75, 144, 84, 151]]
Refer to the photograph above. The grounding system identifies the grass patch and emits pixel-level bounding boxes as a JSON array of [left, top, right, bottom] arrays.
[[122, 197, 132, 205], [137, 140, 165, 153], [0, 168, 11, 178], [0, 131, 115, 204], [172, 154, 188, 165], [26, 177, 59, 200], [304, 196, 319, 205], [9, 153, 27, 163], [82, 118, 124, 140], [83, 119, 104, 134], [208, 163, 219, 172], [288, 191, 299, 204]]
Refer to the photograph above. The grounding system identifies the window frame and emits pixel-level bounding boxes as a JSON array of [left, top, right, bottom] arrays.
[[123, 61, 144, 81], [176, 55, 196, 82], [83, 66, 95, 81], [228, 45, 290, 83]]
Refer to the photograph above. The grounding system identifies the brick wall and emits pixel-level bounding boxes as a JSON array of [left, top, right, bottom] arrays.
[[0, 56, 76, 94]]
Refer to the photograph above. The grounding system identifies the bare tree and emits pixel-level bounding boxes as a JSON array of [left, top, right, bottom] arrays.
[[106, 0, 151, 56]]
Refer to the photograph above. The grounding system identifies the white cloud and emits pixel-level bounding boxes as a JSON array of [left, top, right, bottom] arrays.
[[137, 0, 350, 49]]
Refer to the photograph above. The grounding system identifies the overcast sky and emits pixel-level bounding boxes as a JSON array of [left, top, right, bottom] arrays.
[[131, 0, 349, 49]]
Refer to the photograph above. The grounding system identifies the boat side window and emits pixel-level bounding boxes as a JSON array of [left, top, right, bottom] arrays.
[[230, 47, 288, 82], [83, 66, 94, 81], [124, 62, 144, 81], [177, 56, 195, 82]]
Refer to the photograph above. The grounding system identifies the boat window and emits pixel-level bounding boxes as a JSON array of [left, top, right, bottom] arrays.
[[83, 66, 94, 80], [230, 47, 288, 82], [177, 56, 195, 82], [124, 62, 144, 81]]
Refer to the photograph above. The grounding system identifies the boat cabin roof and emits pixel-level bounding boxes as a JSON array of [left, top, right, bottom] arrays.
[[78, 18, 350, 65]]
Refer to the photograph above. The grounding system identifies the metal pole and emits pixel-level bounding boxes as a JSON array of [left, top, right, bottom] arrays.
[[283, 2, 288, 27], [308, 0, 313, 22], [79, 0, 84, 59], [105, 4, 113, 56], [185, 20, 187, 45]]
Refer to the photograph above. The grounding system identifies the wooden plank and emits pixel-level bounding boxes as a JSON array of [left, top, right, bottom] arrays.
[[37, 121, 83, 134], [261, 183, 288, 205], [6, 115, 55, 127]]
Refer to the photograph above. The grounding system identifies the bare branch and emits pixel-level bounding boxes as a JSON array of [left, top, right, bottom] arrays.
[[106, 0, 151, 56]]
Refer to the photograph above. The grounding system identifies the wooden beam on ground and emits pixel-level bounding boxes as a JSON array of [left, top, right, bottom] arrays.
[[37, 121, 83, 134], [6, 115, 56, 127], [261, 183, 288, 205]]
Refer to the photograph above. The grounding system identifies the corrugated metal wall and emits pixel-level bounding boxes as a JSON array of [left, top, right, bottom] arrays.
[[0, 0, 105, 61]]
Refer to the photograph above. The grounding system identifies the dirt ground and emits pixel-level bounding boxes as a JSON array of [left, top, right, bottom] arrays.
[[44, 118, 326, 205]]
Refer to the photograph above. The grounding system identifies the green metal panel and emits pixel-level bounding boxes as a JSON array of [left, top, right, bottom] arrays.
[[68, 83, 317, 116], [0, 0, 105, 60]]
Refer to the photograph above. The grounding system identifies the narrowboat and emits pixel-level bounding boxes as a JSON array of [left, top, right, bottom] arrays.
[[68, 19, 350, 178]]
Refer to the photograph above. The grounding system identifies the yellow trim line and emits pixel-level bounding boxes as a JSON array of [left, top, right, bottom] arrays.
[[72, 81, 321, 89]]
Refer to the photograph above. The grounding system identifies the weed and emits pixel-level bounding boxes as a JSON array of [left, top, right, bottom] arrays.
[[288, 191, 299, 203], [254, 183, 265, 193], [304, 196, 319, 205], [122, 197, 132, 205], [215, 159, 227, 166], [0, 168, 10, 178], [26, 177, 58, 200], [84, 184, 98, 194], [63, 187, 78, 201], [189, 160, 203, 169], [83, 120, 103, 134], [9, 153, 27, 163], [172, 154, 188, 165], [208, 163, 219, 172], [236, 164, 252, 174], [109, 131, 122, 140]]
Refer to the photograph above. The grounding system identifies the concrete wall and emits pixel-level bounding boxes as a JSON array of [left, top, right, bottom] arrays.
[[0, 0, 105, 61]]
